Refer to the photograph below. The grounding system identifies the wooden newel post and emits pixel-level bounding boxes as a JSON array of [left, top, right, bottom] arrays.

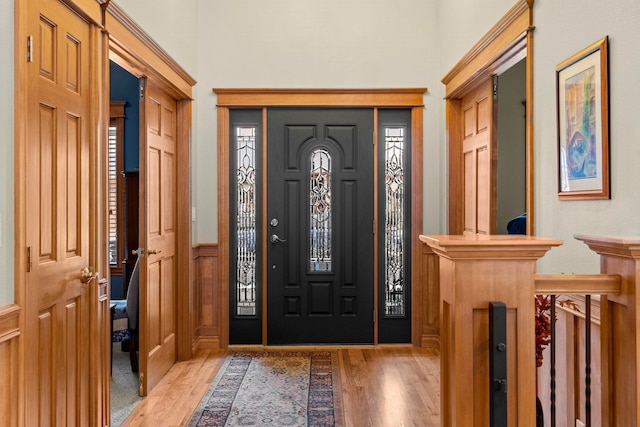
[[420, 235, 562, 426], [575, 234, 640, 426]]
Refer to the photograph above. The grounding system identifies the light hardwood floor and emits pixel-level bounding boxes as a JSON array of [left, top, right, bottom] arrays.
[[122, 347, 441, 427]]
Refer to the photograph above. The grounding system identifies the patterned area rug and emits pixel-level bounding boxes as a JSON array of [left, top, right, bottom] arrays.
[[188, 351, 343, 427]]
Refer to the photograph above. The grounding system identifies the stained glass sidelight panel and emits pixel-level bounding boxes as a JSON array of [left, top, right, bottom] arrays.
[[384, 127, 405, 317], [309, 149, 332, 272], [236, 126, 257, 316]]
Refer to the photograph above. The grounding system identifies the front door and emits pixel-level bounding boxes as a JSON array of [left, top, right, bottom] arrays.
[[266, 109, 374, 344], [23, 0, 101, 423], [139, 82, 178, 395]]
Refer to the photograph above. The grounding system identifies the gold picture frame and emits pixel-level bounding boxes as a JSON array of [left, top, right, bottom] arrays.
[[557, 36, 610, 200]]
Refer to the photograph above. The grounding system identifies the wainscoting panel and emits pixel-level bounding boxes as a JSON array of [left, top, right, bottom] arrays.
[[193, 243, 439, 349], [193, 244, 220, 350], [419, 246, 440, 348], [0, 304, 20, 427]]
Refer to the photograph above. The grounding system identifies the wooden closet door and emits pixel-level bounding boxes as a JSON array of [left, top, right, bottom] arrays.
[[138, 82, 178, 395], [462, 79, 496, 235], [23, 0, 99, 424]]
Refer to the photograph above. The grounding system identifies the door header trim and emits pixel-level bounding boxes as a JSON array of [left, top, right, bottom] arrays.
[[106, 2, 196, 99], [441, 0, 532, 99], [213, 88, 427, 107]]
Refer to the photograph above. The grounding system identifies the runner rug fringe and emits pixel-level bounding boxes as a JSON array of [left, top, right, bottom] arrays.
[[187, 351, 343, 427]]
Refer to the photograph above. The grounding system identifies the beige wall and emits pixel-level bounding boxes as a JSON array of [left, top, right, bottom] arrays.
[[115, 0, 446, 242], [0, 0, 14, 306], [191, 0, 443, 242], [436, 0, 515, 73], [3, 0, 640, 305], [533, 0, 640, 273], [114, 0, 198, 76]]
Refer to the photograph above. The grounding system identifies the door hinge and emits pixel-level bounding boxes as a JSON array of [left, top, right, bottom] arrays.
[[373, 219, 376, 234], [26, 246, 32, 272], [27, 36, 33, 63], [493, 75, 498, 100], [373, 132, 375, 145], [373, 309, 376, 323], [139, 82, 144, 99]]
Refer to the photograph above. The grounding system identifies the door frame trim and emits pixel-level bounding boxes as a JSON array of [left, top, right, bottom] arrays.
[[105, 2, 196, 364], [442, 0, 534, 235], [215, 88, 426, 347]]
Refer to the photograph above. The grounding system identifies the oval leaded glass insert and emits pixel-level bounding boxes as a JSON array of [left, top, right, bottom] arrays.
[[309, 149, 332, 272], [236, 126, 257, 316], [385, 126, 405, 316]]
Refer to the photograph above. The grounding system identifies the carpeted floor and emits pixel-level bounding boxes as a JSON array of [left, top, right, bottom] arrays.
[[188, 351, 342, 427], [111, 343, 142, 426]]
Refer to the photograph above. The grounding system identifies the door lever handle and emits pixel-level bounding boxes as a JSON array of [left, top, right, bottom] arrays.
[[270, 234, 287, 244]]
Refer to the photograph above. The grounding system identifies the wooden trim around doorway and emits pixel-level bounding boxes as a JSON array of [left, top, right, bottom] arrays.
[[214, 88, 431, 348], [215, 88, 425, 107], [105, 2, 196, 362], [442, 0, 534, 235], [441, 0, 531, 98]]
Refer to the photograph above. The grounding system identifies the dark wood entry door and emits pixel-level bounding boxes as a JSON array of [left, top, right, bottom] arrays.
[[267, 108, 374, 344]]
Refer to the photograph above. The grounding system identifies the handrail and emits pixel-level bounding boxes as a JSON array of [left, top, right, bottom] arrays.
[[534, 273, 622, 427], [534, 274, 621, 295]]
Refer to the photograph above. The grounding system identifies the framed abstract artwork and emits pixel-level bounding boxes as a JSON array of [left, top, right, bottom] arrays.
[[556, 36, 609, 200]]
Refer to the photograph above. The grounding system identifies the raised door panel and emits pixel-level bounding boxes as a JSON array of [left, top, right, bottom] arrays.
[[463, 149, 476, 235], [148, 260, 162, 350], [476, 146, 491, 235], [463, 105, 475, 138], [476, 96, 490, 134]]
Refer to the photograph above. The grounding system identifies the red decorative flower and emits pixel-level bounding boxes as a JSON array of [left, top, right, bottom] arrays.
[[535, 295, 552, 368], [535, 295, 577, 367]]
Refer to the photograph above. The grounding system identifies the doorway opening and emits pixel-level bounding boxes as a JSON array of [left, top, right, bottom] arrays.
[[222, 97, 421, 346], [108, 61, 141, 423], [443, 1, 533, 236], [496, 59, 527, 235]]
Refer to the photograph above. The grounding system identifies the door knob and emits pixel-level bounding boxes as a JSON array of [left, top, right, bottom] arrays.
[[270, 234, 287, 244], [147, 249, 162, 255], [80, 267, 98, 284]]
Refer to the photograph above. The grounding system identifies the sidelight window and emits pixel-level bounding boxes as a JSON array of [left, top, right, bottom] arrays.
[[384, 127, 406, 317], [236, 126, 257, 316], [309, 149, 332, 272]]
